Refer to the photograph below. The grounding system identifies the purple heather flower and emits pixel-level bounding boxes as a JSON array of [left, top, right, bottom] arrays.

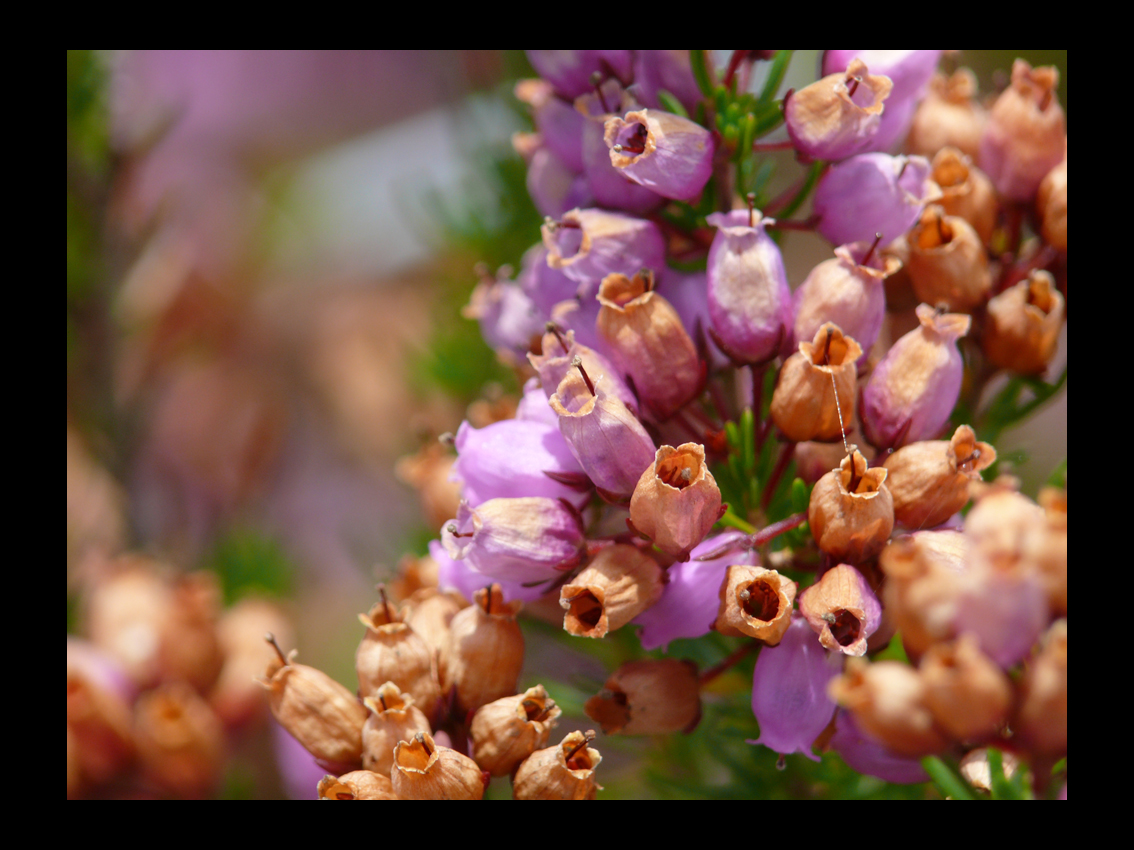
[[705, 209, 793, 364], [515, 376, 560, 427], [541, 208, 667, 296], [526, 50, 633, 100], [517, 244, 579, 318], [657, 268, 729, 370], [450, 417, 588, 506], [955, 563, 1049, 669], [792, 240, 901, 356], [576, 81, 666, 214], [784, 58, 893, 162], [430, 539, 547, 604], [463, 270, 543, 362], [549, 368, 657, 502], [633, 50, 704, 117], [634, 530, 758, 651], [529, 326, 638, 416], [526, 147, 593, 219], [748, 614, 843, 761], [861, 304, 970, 449], [441, 497, 584, 585], [823, 51, 943, 152], [814, 153, 940, 247], [828, 709, 930, 784], [603, 108, 715, 202], [515, 78, 586, 173]]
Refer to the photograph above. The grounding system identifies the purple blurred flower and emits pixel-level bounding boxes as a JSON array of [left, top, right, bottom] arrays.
[[828, 709, 930, 784], [526, 51, 633, 100]]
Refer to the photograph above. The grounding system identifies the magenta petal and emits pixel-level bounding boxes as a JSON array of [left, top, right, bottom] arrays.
[[814, 153, 938, 246], [749, 615, 842, 761], [829, 709, 930, 784]]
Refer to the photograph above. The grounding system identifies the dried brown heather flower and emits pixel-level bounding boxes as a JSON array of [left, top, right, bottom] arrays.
[[133, 681, 225, 799], [513, 730, 603, 800], [66, 649, 136, 790], [258, 634, 367, 767], [470, 685, 562, 777], [808, 449, 894, 564], [879, 530, 968, 663], [771, 323, 862, 443], [907, 69, 986, 161], [629, 443, 724, 561], [361, 683, 431, 776], [919, 634, 1012, 742], [829, 658, 949, 758], [983, 270, 1065, 375], [560, 544, 664, 638], [798, 564, 881, 657], [883, 425, 996, 529], [355, 587, 440, 718], [930, 146, 997, 247], [317, 770, 398, 800], [391, 732, 486, 800], [1037, 153, 1067, 251], [584, 658, 701, 735], [210, 597, 293, 728], [1014, 620, 1067, 759], [439, 583, 524, 716], [907, 205, 991, 312], [715, 564, 797, 645]]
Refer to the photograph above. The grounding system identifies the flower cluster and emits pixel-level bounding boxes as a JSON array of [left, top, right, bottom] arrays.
[[277, 51, 1067, 799]]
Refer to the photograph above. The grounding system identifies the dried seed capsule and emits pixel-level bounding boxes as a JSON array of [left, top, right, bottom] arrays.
[[919, 635, 1012, 741], [439, 584, 524, 716], [907, 205, 991, 312], [391, 732, 486, 800], [560, 544, 664, 639], [355, 588, 440, 717], [628, 443, 724, 562], [771, 323, 862, 443], [470, 685, 562, 777], [798, 564, 882, 657], [983, 270, 1065, 375], [258, 635, 367, 767], [361, 683, 431, 777], [808, 449, 894, 564], [715, 565, 797, 646], [584, 658, 700, 735], [317, 770, 398, 800], [513, 730, 603, 800]]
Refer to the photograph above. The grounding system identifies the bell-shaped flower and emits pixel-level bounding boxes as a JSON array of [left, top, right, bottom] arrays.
[[633, 50, 703, 116], [450, 417, 588, 507], [514, 78, 586, 173], [798, 564, 882, 656], [442, 498, 584, 585], [430, 539, 547, 604], [907, 205, 992, 312], [908, 68, 986, 160], [814, 153, 940, 247], [792, 240, 899, 356], [525, 50, 633, 100], [463, 268, 543, 364], [525, 145, 593, 219], [979, 60, 1065, 201], [528, 325, 637, 416], [549, 365, 657, 502], [808, 450, 895, 564], [983, 270, 1065, 375], [785, 58, 892, 161], [771, 323, 862, 443], [748, 614, 843, 762], [541, 208, 666, 296], [823, 51, 942, 152], [628, 443, 723, 562], [634, 530, 758, 651], [861, 304, 970, 449], [604, 108, 714, 201], [705, 208, 793, 364]]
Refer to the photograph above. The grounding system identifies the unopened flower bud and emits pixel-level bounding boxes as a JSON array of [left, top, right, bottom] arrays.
[[715, 565, 797, 645], [470, 685, 562, 777], [440, 584, 524, 716], [907, 69, 986, 161], [983, 270, 1065, 375], [705, 208, 792, 364], [259, 635, 367, 767], [596, 269, 701, 419], [391, 731, 486, 800], [829, 658, 949, 757], [355, 590, 440, 718], [317, 770, 399, 800], [979, 60, 1065, 201], [749, 614, 842, 762], [792, 239, 899, 357], [919, 634, 1012, 741], [785, 58, 893, 161], [861, 304, 970, 449], [884, 425, 996, 529], [604, 108, 714, 201], [361, 683, 431, 776], [799, 564, 882, 656], [930, 147, 997, 246], [629, 443, 724, 562], [1037, 153, 1067, 251], [513, 730, 602, 800], [771, 323, 862, 443], [808, 449, 894, 564], [585, 658, 701, 735], [560, 544, 664, 638], [549, 366, 657, 502]]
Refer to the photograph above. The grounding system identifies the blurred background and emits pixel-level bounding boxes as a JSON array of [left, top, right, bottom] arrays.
[[67, 50, 1066, 798]]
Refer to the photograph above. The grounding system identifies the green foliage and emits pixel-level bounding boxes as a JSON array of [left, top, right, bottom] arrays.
[[203, 527, 296, 606]]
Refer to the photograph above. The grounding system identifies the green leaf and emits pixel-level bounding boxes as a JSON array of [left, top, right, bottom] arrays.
[[656, 89, 689, 119], [690, 50, 715, 97]]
